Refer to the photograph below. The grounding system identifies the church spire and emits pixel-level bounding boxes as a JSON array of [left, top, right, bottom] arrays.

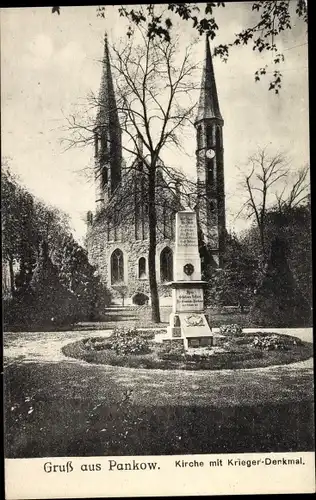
[[97, 32, 120, 131], [194, 35, 226, 267], [195, 35, 223, 124], [94, 32, 122, 210]]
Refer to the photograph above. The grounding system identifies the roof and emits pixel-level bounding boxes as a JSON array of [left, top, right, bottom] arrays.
[[195, 36, 223, 124], [96, 33, 120, 131]]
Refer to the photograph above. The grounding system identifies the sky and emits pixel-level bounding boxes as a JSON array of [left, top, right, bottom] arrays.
[[1, 3, 309, 243]]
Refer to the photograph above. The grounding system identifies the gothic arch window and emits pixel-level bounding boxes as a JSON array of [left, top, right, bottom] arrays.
[[207, 158, 214, 185], [160, 247, 173, 282], [216, 127, 222, 148], [206, 123, 213, 147], [215, 127, 222, 184], [111, 248, 124, 284], [197, 125, 203, 149], [138, 257, 147, 279]]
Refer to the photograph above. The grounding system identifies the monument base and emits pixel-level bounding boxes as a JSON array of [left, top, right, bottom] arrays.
[[164, 312, 216, 349]]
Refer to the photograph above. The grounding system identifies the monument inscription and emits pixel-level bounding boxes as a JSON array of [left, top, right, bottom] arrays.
[[176, 288, 204, 312], [177, 213, 198, 247]]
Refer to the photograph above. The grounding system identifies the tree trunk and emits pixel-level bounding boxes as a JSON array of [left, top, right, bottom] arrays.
[[259, 223, 265, 255], [8, 257, 15, 297], [148, 167, 160, 323]]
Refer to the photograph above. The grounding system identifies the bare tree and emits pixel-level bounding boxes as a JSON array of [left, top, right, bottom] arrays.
[[240, 147, 289, 259], [63, 28, 200, 322], [275, 165, 310, 212], [237, 147, 310, 262]]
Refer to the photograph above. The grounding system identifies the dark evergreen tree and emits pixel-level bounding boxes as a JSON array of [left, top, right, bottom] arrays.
[[29, 240, 75, 326], [57, 235, 111, 321], [249, 236, 311, 327]]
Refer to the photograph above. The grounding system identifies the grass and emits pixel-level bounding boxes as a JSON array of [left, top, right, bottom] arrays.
[[4, 325, 314, 458], [4, 360, 314, 458], [61, 331, 313, 371]]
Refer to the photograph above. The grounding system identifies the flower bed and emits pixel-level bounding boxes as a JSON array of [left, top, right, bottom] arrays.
[[62, 327, 313, 371]]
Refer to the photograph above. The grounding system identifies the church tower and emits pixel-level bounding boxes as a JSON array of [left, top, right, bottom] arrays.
[[94, 33, 122, 212], [194, 36, 226, 267]]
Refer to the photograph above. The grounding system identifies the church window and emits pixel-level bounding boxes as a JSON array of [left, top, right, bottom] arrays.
[[111, 248, 124, 284], [206, 123, 213, 147], [163, 203, 175, 240], [216, 127, 222, 148], [138, 257, 147, 279], [197, 125, 203, 149], [207, 158, 214, 185], [135, 177, 148, 240], [160, 247, 173, 282], [216, 127, 222, 167]]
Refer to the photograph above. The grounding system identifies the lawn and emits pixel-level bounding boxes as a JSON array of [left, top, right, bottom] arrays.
[[4, 323, 314, 459], [4, 355, 314, 458]]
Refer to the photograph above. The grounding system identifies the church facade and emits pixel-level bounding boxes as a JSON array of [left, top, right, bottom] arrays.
[[86, 35, 226, 306]]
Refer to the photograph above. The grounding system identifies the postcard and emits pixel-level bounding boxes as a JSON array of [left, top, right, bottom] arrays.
[[2, 3, 314, 498]]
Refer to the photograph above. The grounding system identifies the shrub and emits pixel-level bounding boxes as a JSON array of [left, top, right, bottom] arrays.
[[110, 335, 151, 355], [112, 327, 139, 338], [83, 337, 111, 351], [252, 333, 302, 351], [219, 324, 243, 336], [102, 328, 151, 355], [134, 330, 156, 340], [157, 340, 186, 361]]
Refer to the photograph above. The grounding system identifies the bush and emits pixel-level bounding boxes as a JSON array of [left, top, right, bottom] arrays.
[[105, 327, 151, 355], [219, 324, 243, 336], [110, 336, 151, 355], [252, 333, 302, 351], [112, 327, 139, 338], [157, 339, 185, 361], [83, 337, 111, 351]]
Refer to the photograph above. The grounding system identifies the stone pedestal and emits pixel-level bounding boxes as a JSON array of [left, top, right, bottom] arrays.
[[163, 209, 214, 349]]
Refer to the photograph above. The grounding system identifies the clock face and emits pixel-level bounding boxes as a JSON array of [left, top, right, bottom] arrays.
[[206, 149, 215, 159]]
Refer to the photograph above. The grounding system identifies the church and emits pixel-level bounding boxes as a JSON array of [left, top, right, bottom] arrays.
[[86, 35, 226, 306]]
